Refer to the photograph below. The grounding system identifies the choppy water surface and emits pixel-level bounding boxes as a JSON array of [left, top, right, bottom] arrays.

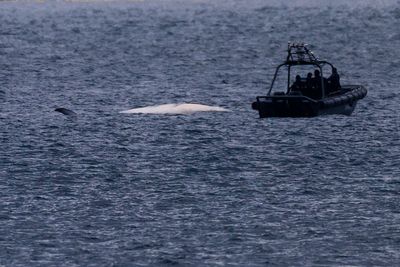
[[1, 0, 399, 266]]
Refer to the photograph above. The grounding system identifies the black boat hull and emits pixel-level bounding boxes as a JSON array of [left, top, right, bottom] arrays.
[[252, 85, 367, 118]]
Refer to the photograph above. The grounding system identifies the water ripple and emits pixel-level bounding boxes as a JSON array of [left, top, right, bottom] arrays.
[[1, 1, 399, 266]]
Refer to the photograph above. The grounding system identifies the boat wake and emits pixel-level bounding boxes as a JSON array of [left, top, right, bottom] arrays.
[[120, 103, 229, 115]]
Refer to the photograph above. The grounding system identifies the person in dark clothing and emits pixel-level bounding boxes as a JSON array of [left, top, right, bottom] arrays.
[[311, 69, 322, 98], [306, 72, 313, 89], [313, 69, 321, 88], [290, 75, 303, 93], [328, 67, 341, 93], [300, 72, 313, 97], [312, 69, 328, 98]]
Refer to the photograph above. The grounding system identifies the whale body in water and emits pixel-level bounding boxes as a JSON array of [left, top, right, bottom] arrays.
[[54, 107, 77, 117], [120, 103, 229, 115]]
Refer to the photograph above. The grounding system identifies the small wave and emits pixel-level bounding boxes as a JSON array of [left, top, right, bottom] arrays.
[[120, 103, 229, 115]]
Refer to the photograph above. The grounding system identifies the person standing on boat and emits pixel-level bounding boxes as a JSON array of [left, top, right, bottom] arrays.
[[290, 75, 303, 93], [306, 72, 312, 86], [328, 67, 341, 93], [304, 72, 313, 95], [312, 69, 322, 98], [312, 69, 328, 99]]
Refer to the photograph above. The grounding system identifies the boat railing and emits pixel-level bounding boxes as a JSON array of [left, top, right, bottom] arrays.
[[256, 95, 318, 103]]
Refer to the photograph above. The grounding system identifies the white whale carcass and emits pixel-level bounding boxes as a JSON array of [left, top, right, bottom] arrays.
[[120, 103, 229, 115]]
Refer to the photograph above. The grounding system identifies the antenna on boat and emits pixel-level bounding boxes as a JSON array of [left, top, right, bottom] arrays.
[[286, 42, 318, 63]]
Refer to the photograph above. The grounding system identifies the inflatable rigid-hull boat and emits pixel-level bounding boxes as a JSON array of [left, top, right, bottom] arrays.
[[252, 43, 367, 118], [252, 85, 367, 118]]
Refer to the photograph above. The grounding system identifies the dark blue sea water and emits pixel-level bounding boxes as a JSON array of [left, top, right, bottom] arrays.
[[1, 0, 399, 266]]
